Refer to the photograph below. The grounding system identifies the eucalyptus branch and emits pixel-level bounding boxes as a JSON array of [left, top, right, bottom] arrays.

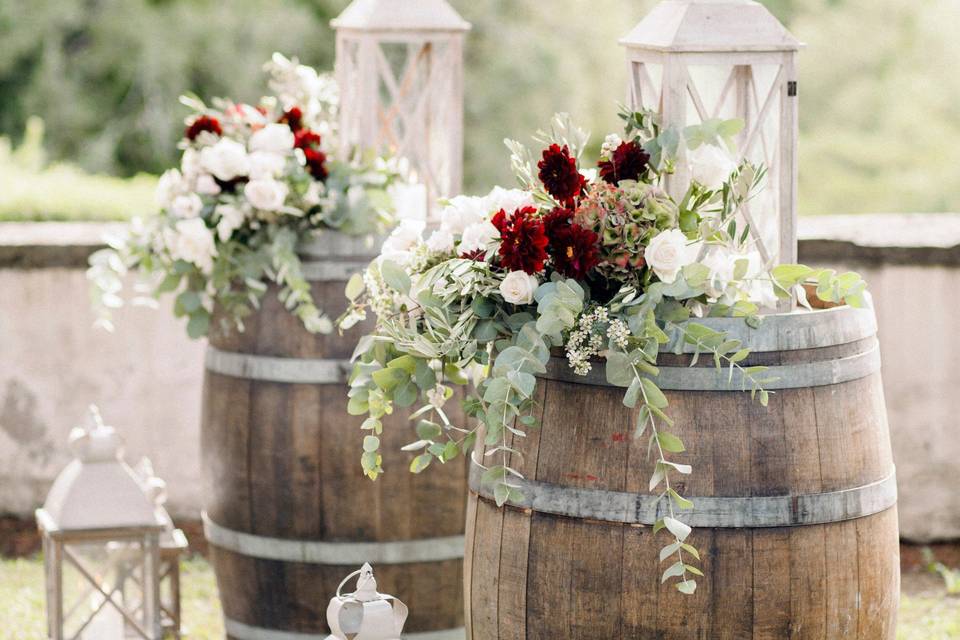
[[632, 364, 701, 594], [667, 321, 774, 405]]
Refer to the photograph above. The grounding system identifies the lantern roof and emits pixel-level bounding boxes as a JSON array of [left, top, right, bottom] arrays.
[[331, 0, 471, 33], [39, 409, 162, 532], [620, 0, 801, 52]]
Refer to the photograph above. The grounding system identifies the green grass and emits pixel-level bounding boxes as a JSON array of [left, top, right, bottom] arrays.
[[2, 556, 958, 639], [0, 555, 223, 639], [0, 119, 156, 223]]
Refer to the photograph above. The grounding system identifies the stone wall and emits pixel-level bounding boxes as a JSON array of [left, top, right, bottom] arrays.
[[1, 216, 958, 541], [798, 214, 960, 542]]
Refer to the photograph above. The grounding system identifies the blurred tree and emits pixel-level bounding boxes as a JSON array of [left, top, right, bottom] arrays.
[[793, 0, 960, 213], [1, 0, 959, 214], [0, 0, 338, 176]]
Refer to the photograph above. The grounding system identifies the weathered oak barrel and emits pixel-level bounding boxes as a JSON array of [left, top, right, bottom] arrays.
[[465, 303, 899, 639], [202, 232, 467, 639]]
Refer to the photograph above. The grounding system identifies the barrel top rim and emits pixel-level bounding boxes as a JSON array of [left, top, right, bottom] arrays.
[[663, 302, 877, 353], [297, 230, 385, 259]]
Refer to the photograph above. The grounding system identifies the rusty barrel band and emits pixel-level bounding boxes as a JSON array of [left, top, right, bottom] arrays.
[[469, 464, 897, 528], [202, 512, 465, 565], [538, 341, 881, 391], [205, 347, 352, 384], [224, 617, 465, 640]]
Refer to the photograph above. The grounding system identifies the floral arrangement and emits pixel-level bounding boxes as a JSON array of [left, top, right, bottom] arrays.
[[89, 53, 410, 337], [340, 108, 867, 593]]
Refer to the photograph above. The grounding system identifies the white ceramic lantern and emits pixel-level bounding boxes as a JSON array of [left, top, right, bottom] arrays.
[[621, 0, 802, 267], [332, 0, 470, 216], [35, 407, 164, 640], [325, 564, 408, 640]]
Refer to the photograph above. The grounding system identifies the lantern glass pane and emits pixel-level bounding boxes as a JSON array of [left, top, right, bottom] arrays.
[[629, 61, 663, 112], [685, 61, 785, 264], [374, 38, 456, 201], [60, 539, 152, 639]]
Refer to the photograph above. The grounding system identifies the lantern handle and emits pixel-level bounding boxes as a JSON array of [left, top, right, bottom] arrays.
[[336, 568, 363, 598]]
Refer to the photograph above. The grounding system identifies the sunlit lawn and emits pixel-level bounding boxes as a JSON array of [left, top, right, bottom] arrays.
[[0, 556, 223, 639], [1, 556, 957, 639]]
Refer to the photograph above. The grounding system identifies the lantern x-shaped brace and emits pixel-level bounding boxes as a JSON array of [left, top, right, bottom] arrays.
[[59, 544, 155, 640]]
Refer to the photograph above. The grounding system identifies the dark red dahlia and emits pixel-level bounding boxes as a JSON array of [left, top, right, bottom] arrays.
[[550, 223, 600, 279], [185, 115, 222, 141], [543, 206, 574, 243], [280, 107, 304, 131], [537, 144, 585, 204], [492, 206, 549, 274], [294, 129, 321, 149], [598, 140, 650, 185], [294, 129, 328, 180]]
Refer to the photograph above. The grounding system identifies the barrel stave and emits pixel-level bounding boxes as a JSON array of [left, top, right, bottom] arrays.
[[465, 307, 898, 639], [202, 235, 467, 637]]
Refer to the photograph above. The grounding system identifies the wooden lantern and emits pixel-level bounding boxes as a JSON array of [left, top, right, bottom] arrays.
[[36, 407, 164, 640], [621, 0, 802, 266], [332, 0, 470, 216], [134, 458, 188, 639]]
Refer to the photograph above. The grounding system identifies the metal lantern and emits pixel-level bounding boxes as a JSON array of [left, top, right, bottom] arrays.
[[325, 564, 408, 640], [36, 407, 164, 640], [134, 458, 188, 639], [621, 0, 802, 267], [332, 0, 471, 216]]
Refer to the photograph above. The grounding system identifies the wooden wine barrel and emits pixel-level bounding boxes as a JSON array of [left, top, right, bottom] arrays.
[[202, 232, 467, 640], [465, 303, 899, 639]]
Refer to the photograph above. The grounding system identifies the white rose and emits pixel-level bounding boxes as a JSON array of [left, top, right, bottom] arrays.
[[303, 181, 325, 207], [498, 271, 539, 305], [244, 178, 289, 211], [426, 228, 455, 253], [170, 193, 203, 219], [249, 123, 295, 154], [247, 151, 286, 179], [700, 246, 738, 298], [244, 105, 268, 127], [172, 218, 217, 274], [215, 204, 246, 242], [180, 148, 202, 178], [439, 195, 487, 235], [380, 219, 425, 266], [688, 144, 737, 190], [646, 229, 699, 284], [459, 221, 499, 254], [194, 173, 221, 196], [200, 139, 249, 181], [483, 186, 534, 215], [155, 169, 183, 208], [388, 182, 428, 222]]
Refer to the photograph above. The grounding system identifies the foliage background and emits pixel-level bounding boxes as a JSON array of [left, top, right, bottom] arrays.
[[1, 0, 958, 218]]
